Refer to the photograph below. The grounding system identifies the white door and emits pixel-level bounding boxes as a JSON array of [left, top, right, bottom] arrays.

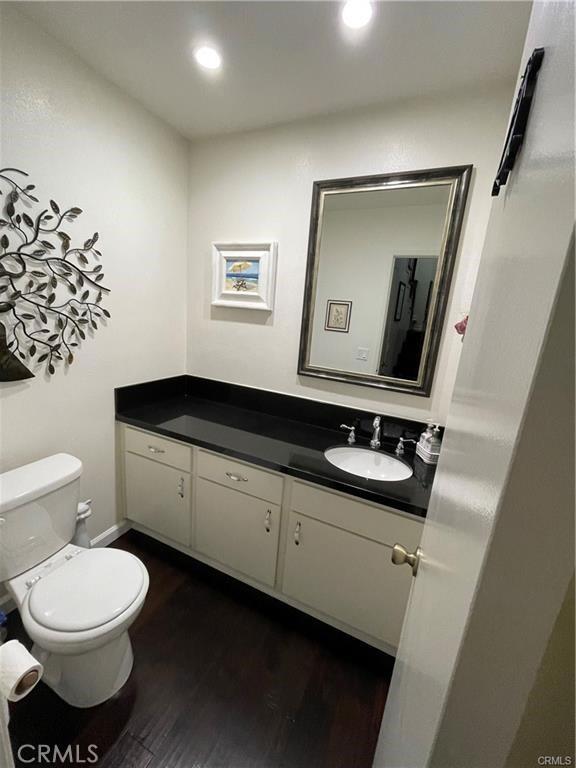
[[374, 3, 574, 767], [282, 511, 413, 646], [125, 453, 191, 545], [195, 478, 280, 586]]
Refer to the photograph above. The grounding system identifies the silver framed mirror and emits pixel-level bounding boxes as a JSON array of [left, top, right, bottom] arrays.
[[298, 165, 472, 396]]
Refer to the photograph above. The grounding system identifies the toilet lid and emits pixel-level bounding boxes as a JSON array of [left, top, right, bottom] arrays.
[[28, 549, 145, 632]]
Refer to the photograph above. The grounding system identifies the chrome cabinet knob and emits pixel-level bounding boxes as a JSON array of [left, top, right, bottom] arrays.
[[391, 543, 422, 576], [225, 471, 248, 482], [294, 521, 301, 545]]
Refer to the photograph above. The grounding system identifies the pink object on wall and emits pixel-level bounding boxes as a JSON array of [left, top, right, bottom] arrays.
[[454, 315, 469, 340]]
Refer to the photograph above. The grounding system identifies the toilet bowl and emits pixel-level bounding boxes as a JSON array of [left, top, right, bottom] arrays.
[[7, 544, 149, 708], [0, 454, 149, 708]]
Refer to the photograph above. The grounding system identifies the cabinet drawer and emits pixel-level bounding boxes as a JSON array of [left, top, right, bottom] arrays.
[[197, 450, 283, 504], [291, 481, 423, 548], [195, 478, 280, 586], [125, 427, 192, 472], [282, 511, 412, 646], [125, 452, 191, 545]]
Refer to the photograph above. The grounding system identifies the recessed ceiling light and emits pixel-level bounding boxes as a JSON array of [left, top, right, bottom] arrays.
[[193, 46, 222, 71], [341, 0, 373, 29]]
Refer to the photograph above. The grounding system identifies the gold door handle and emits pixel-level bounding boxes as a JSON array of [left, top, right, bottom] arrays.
[[391, 543, 422, 576]]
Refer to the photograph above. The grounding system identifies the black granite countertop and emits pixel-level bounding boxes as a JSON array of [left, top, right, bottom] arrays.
[[115, 376, 438, 519]]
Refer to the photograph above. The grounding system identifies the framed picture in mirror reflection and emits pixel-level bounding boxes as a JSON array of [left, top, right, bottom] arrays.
[[325, 300, 352, 332]]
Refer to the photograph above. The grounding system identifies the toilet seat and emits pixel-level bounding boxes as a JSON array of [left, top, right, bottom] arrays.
[[15, 547, 149, 657], [28, 549, 145, 632]]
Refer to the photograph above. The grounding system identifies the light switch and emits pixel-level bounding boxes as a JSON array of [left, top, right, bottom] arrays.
[[356, 347, 369, 361]]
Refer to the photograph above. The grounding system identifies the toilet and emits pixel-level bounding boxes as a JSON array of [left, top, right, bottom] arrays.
[[0, 454, 149, 708]]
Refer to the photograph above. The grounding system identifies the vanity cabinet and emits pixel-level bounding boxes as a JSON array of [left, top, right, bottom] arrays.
[[124, 429, 192, 546], [120, 426, 424, 653], [282, 482, 424, 647]]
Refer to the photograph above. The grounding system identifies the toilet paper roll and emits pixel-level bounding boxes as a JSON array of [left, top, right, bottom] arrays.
[[0, 641, 43, 702]]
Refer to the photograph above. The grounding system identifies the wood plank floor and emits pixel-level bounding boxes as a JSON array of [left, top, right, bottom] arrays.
[[7, 530, 393, 768]]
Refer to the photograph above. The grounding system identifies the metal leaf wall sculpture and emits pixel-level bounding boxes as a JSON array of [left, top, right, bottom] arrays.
[[0, 168, 110, 381]]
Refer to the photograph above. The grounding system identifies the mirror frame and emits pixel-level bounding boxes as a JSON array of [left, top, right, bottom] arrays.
[[298, 165, 472, 396]]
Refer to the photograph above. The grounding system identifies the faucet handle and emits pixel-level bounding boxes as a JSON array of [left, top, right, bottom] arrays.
[[340, 424, 356, 445], [396, 437, 417, 455]]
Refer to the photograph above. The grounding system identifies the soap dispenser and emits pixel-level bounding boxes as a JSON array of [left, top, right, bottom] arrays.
[[416, 423, 442, 465], [422, 423, 435, 443]]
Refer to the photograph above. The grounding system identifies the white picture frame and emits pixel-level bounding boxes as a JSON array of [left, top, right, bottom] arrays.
[[211, 242, 277, 311]]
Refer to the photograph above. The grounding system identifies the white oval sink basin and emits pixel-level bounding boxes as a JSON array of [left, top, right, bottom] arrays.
[[324, 446, 413, 482]]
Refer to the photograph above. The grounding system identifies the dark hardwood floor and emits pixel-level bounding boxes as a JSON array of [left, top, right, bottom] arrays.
[[7, 530, 393, 768]]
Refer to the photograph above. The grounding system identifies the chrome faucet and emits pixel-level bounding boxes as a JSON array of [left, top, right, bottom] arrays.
[[370, 416, 381, 450]]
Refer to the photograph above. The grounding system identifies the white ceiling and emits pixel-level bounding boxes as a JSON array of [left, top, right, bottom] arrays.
[[18, 1, 531, 140]]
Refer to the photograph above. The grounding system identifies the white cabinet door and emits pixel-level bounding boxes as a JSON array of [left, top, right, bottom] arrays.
[[195, 478, 280, 586], [125, 452, 191, 545], [282, 511, 413, 647]]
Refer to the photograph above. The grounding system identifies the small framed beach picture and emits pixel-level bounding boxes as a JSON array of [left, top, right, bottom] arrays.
[[212, 242, 277, 311], [325, 300, 352, 332]]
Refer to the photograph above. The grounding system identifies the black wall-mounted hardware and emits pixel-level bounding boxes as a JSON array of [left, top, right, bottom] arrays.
[[492, 48, 545, 197]]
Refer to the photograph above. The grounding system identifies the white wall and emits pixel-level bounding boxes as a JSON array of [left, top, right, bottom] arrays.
[[505, 576, 574, 768], [0, 6, 516, 550], [309, 203, 446, 374], [0, 7, 189, 541], [187, 85, 514, 423]]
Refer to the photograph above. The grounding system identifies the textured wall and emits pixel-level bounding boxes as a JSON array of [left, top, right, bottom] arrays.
[[187, 85, 514, 424], [0, 7, 189, 541]]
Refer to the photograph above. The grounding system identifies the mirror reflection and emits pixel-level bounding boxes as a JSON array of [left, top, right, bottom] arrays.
[[299, 168, 471, 395]]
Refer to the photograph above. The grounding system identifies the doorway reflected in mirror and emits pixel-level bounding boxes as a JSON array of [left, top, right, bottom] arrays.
[[379, 257, 438, 380]]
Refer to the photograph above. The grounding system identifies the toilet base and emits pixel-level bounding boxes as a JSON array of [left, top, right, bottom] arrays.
[[33, 631, 134, 708]]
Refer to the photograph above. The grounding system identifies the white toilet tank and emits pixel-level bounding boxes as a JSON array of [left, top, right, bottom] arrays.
[[0, 454, 83, 582]]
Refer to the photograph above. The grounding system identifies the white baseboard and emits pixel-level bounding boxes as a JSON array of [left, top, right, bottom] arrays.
[[0, 521, 133, 615], [91, 520, 132, 548]]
